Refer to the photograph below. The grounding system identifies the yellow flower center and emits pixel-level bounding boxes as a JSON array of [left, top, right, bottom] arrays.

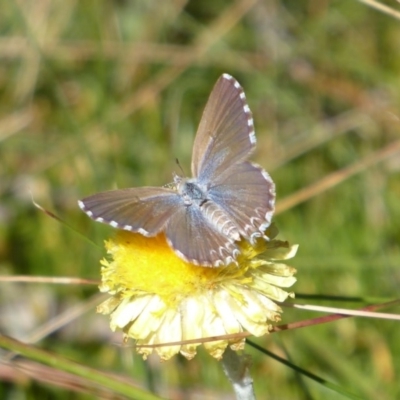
[[101, 231, 248, 307]]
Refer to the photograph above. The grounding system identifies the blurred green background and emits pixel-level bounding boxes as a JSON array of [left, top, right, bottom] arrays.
[[1, 0, 399, 399]]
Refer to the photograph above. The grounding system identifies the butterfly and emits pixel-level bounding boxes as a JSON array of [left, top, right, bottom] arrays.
[[78, 74, 275, 267]]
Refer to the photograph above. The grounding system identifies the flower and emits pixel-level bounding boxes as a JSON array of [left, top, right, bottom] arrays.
[[97, 225, 297, 361]]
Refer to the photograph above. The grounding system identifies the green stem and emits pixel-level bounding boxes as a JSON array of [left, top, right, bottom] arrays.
[[221, 347, 256, 400]]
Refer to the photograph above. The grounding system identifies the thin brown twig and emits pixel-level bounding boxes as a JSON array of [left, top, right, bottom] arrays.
[[133, 299, 400, 349]]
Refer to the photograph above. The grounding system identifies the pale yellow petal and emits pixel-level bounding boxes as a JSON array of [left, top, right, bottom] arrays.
[[213, 289, 243, 334], [111, 295, 152, 330], [201, 299, 229, 360], [154, 309, 182, 360], [180, 296, 206, 359], [128, 296, 167, 339]]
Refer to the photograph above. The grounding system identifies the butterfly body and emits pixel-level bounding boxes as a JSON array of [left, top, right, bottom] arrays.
[[79, 74, 275, 267], [175, 176, 207, 206]]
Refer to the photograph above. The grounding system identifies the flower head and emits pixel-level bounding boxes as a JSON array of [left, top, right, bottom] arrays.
[[97, 225, 297, 360]]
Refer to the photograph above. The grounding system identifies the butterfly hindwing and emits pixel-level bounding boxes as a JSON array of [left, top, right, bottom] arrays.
[[207, 162, 275, 240], [165, 204, 239, 267]]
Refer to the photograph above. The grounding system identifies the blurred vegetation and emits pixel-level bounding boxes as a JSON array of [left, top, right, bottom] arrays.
[[1, 0, 399, 399]]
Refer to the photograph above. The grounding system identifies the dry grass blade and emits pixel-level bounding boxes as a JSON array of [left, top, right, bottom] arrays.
[[276, 139, 400, 214], [2, 294, 105, 363], [356, 0, 400, 20], [0, 109, 32, 142], [0, 276, 98, 285]]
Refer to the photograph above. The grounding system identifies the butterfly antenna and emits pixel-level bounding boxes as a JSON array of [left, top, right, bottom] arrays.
[[175, 158, 186, 177]]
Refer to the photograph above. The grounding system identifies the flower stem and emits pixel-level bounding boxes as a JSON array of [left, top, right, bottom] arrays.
[[221, 347, 256, 400]]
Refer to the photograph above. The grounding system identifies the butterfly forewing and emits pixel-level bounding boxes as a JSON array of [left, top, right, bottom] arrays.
[[191, 74, 256, 181], [79, 187, 181, 236]]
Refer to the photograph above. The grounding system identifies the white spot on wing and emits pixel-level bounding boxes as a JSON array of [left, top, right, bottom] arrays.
[[138, 228, 150, 236], [165, 237, 201, 265], [243, 104, 250, 113], [259, 221, 272, 232], [110, 220, 119, 228], [225, 256, 233, 264], [77, 200, 85, 210], [244, 223, 253, 233], [232, 249, 241, 258], [260, 169, 274, 184], [249, 131, 256, 144], [123, 225, 133, 231], [222, 73, 233, 81], [233, 80, 241, 89], [218, 246, 229, 257], [86, 210, 94, 217], [173, 247, 187, 261], [96, 217, 104, 223]]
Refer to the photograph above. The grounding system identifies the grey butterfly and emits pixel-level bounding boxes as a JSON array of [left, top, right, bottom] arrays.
[[78, 74, 275, 267]]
